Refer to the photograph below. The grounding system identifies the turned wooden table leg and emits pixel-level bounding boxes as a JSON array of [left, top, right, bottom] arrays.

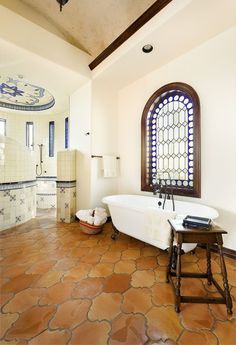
[[206, 244, 212, 285], [175, 240, 182, 313], [166, 228, 174, 283], [217, 235, 233, 314]]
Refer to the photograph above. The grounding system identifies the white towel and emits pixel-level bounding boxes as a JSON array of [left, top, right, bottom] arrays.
[[145, 207, 177, 246], [103, 155, 117, 178]]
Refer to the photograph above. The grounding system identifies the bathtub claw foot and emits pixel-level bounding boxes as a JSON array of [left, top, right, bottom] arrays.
[[111, 224, 119, 240]]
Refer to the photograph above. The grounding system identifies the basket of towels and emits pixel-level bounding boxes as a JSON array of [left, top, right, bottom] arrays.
[[76, 207, 107, 234]]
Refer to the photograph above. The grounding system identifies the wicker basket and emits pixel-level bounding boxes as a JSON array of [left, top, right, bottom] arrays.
[[79, 221, 103, 235]]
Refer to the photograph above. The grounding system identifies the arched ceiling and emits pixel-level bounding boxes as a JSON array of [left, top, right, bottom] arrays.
[[0, 0, 156, 59]]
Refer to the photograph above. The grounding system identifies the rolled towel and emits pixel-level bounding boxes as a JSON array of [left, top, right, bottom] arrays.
[[87, 216, 94, 225], [94, 214, 107, 226], [94, 207, 107, 215], [77, 209, 93, 219]]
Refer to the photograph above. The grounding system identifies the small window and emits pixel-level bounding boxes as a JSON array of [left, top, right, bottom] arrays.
[[49, 121, 55, 157], [65, 117, 69, 149], [26, 122, 34, 150], [0, 118, 6, 136]]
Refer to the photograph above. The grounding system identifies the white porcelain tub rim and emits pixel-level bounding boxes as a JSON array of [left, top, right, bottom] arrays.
[[102, 194, 219, 219]]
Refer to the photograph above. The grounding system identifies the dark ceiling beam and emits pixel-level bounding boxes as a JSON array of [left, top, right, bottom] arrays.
[[89, 0, 173, 70]]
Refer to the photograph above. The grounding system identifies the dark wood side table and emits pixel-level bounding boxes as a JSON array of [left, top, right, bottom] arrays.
[[166, 219, 233, 314]]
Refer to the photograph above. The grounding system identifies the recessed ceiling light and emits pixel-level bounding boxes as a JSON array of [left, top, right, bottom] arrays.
[[142, 44, 153, 53]]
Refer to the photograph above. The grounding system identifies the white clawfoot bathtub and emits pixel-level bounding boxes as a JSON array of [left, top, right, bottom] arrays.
[[102, 194, 219, 253]]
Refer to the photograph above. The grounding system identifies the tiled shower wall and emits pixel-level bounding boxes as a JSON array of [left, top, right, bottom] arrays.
[[0, 134, 36, 231], [57, 150, 76, 223], [0, 112, 66, 177], [36, 177, 57, 209]]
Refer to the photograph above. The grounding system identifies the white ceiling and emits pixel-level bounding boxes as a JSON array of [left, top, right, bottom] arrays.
[[0, 0, 235, 117], [0, 0, 157, 58]]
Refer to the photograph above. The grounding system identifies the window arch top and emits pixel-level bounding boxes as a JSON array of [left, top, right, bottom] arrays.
[[141, 82, 201, 197]]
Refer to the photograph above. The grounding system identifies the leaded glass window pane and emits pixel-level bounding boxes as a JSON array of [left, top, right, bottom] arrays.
[[141, 83, 200, 197]]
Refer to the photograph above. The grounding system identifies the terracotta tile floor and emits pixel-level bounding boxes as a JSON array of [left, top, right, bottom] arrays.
[[0, 210, 236, 344]]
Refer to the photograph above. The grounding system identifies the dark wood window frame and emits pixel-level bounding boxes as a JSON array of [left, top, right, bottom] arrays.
[[141, 82, 201, 197]]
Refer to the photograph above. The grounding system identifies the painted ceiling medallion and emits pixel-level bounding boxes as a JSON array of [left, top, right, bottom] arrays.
[[0, 76, 55, 111]]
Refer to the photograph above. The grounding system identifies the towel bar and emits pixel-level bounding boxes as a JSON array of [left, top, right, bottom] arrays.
[[91, 155, 120, 159]]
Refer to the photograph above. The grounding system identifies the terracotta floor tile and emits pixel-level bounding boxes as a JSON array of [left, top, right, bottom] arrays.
[[50, 299, 91, 329], [26, 259, 56, 274], [5, 305, 56, 341], [152, 282, 174, 305], [109, 313, 148, 345], [109, 242, 129, 252], [80, 253, 101, 264], [179, 330, 218, 345], [131, 270, 155, 287], [89, 263, 114, 277], [1, 212, 236, 345], [88, 292, 122, 321], [230, 286, 236, 301], [3, 288, 45, 313], [39, 281, 75, 305], [0, 313, 19, 338], [213, 319, 236, 344], [71, 320, 110, 345], [72, 277, 104, 298], [28, 329, 71, 345], [53, 258, 78, 271], [103, 273, 131, 293], [128, 238, 145, 249], [210, 303, 235, 321], [62, 263, 92, 282], [121, 287, 152, 314], [1, 274, 40, 294], [181, 304, 214, 330], [146, 306, 183, 342], [0, 292, 14, 309], [69, 246, 90, 258], [227, 268, 236, 286], [181, 277, 207, 296], [100, 251, 121, 263], [89, 245, 109, 256], [114, 260, 136, 274], [121, 248, 141, 260], [136, 256, 158, 270], [154, 266, 168, 283], [198, 258, 221, 274], [182, 262, 201, 273], [157, 252, 169, 266], [3, 264, 30, 279], [141, 246, 161, 257], [32, 271, 63, 288]]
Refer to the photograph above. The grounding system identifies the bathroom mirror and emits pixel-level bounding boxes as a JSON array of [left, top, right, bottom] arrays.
[[141, 82, 201, 197]]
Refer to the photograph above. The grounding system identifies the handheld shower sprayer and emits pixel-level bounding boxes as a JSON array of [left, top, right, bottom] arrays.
[[36, 144, 43, 176]]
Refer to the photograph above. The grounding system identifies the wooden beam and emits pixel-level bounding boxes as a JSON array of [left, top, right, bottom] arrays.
[[89, 0, 173, 70]]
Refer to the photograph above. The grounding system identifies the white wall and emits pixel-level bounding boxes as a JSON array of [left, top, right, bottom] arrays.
[[0, 111, 67, 176], [70, 82, 92, 209], [90, 80, 119, 208], [69, 79, 119, 210], [117, 27, 236, 250]]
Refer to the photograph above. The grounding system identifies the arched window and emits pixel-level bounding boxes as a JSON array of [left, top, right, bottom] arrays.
[[141, 82, 201, 197]]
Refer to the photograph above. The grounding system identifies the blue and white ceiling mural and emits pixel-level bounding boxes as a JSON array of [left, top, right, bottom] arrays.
[[0, 76, 55, 111]]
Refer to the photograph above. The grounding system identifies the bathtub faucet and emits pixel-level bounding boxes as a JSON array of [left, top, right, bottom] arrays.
[[152, 171, 175, 211]]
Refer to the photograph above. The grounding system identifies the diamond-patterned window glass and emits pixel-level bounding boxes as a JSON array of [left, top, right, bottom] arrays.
[[141, 82, 201, 197]]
